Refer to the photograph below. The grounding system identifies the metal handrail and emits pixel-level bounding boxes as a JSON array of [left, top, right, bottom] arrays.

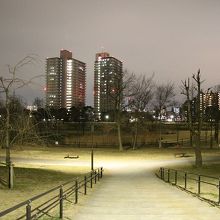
[[157, 167, 220, 205], [0, 167, 103, 219]]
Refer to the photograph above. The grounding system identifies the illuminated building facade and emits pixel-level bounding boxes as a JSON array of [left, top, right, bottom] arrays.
[[202, 92, 220, 110], [183, 91, 220, 121], [94, 52, 123, 119], [46, 50, 86, 109]]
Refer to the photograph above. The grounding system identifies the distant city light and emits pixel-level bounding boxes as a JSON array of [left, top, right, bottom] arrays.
[[26, 105, 37, 111]]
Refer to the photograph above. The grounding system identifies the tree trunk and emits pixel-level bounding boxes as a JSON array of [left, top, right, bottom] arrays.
[[176, 122, 179, 144], [190, 131, 193, 147], [184, 75, 203, 168], [5, 90, 13, 189], [195, 72, 203, 167], [194, 135, 203, 167], [133, 120, 138, 150], [117, 122, 123, 151], [159, 119, 162, 148], [6, 91, 10, 164]]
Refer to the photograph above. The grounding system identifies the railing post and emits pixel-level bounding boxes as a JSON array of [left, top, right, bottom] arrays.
[[198, 175, 201, 195], [91, 150, 94, 171], [0, 167, 105, 220], [90, 172, 93, 188], [59, 186, 63, 219], [162, 168, 164, 180], [94, 170, 97, 184], [168, 169, 170, 183], [100, 167, 103, 178], [184, 172, 187, 190], [84, 176, 87, 195], [160, 168, 162, 179], [175, 170, 177, 185], [218, 178, 220, 204], [26, 201, 31, 220], [75, 179, 78, 204]]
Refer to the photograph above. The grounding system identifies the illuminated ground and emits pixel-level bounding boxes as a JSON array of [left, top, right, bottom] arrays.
[[65, 158, 220, 220], [1, 147, 220, 219]]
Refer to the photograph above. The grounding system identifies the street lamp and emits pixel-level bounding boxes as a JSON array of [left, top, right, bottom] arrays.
[[105, 115, 109, 121], [91, 122, 94, 171]]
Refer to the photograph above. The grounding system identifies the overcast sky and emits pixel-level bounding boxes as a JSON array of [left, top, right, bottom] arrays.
[[0, 0, 220, 106]]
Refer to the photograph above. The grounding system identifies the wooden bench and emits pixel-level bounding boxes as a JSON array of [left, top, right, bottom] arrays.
[[161, 141, 176, 148], [64, 154, 79, 159], [174, 152, 187, 158]]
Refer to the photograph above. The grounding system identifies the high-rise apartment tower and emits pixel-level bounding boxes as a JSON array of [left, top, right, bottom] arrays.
[[46, 50, 86, 109], [94, 52, 123, 119]]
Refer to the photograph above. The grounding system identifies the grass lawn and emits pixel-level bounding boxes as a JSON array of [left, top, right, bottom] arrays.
[[162, 163, 220, 203], [169, 163, 220, 177], [0, 158, 91, 219]]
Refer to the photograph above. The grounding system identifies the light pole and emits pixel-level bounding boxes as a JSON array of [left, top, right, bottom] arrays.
[[91, 122, 94, 170], [210, 119, 213, 149]]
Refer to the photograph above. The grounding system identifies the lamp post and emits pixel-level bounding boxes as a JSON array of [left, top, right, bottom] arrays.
[[210, 118, 213, 149], [91, 122, 94, 170]]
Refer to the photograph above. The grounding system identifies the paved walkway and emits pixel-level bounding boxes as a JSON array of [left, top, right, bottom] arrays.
[[67, 161, 220, 220]]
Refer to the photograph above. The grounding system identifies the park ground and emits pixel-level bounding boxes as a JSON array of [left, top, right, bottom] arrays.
[[0, 145, 220, 218]]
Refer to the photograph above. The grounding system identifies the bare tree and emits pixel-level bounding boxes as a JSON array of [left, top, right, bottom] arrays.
[[181, 70, 203, 167], [0, 56, 42, 188], [129, 74, 154, 149], [154, 82, 175, 148], [109, 70, 136, 151]]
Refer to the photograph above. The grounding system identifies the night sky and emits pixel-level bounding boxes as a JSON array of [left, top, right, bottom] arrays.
[[1, 0, 220, 106]]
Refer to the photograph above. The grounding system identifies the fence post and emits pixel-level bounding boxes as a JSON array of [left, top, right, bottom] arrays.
[[26, 201, 31, 220], [94, 170, 97, 184], [184, 172, 187, 190], [59, 186, 63, 219], [162, 168, 164, 180], [75, 179, 78, 204], [90, 172, 93, 188], [218, 178, 220, 204], [91, 150, 94, 171], [198, 175, 201, 195], [175, 170, 177, 185], [100, 167, 103, 178], [84, 176, 87, 195], [98, 168, 100, 181]]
